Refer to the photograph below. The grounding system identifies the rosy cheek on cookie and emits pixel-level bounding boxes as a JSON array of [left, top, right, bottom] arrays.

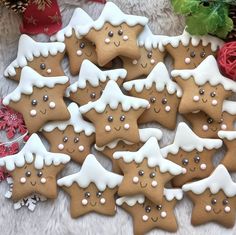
[[161, 211, 167, 218], [165, 106, 171, 112], [123, 35, 129, 41], [224, 206, 231, 213], [105, 125, 111, 132], [58, 144, 64, 150], [76, 50, 83, 56], [132, 59, 138, 65], [20, 177, 26, 184], [40, 178, 47, 184], [205, 205, 212, 212], [221, 124, 227, 130], [150, 59, 155, 65], [182, 168, 187, 174], [104, 38, 111, 44], [185, 57, 191, 64], [211, 99, 218, 106], [100, 198, 106, 205], [151, 180, 158, 188], [78, 145, 84, 152], [202, 125, 209, 131], [142, 215, 149, 222], [124, 124, 130, 130], [49, 101, 56, 109], [30, 109, 37, 117], [200, 163, 207, 170], [82, 199, 88, 206], [193, 96, 200, 102], [47, 68, 52, 74], [133, 176, 139, 184]]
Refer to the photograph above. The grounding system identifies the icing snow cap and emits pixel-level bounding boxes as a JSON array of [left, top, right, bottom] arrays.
[[161, 122, 222, 157], [57, 154, 123, 191], [78, 2, 148, 35], [123, 62, 182, 97], [50, 8, 93, 42], [218, 130, 236, 141], [42, 102, 95, 136], [79, 80, 149, 113], [171, 56, 236, 92], [0, 134, 70, 171], [4, 34, 65, 77], [113, 137, 184, 175], [65, 60, 127, 97], [222, 100, 236, 115], [3, 66, 68, 105], [161, 29, 223, 51], [182, 164, 236, 197]]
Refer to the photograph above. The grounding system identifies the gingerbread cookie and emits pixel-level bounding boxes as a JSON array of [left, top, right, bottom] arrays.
[[0, 134, 70, 202], [184, 100, 236, 138], [116, 188, 183, 234], [121, 26, 166, 81], [95, 128, 163, 174], [4, 34, 65, 81], [79, 80, 149, 147], [182, 164, 236, 228], [42, 102, 95, 165], [161, 29, 223, 69], [57, 154, 123, 218], [78, 2, 148, 66], [124, 62, 182, 129], [161, 122, 222, 187], [218, 131, 236, 172], [113, 137, 184, 204], [50, 8, 98, 75], [2, 66, 70, 134], [65, 60, 127, 106], [172, 55, 236, 121]]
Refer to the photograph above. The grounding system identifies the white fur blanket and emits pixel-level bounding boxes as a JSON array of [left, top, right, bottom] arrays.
[[0, 0, 234, 234]]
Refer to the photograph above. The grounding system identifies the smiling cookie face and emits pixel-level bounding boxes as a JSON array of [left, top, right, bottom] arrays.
[[43, 126, 95, 164], [85, 23, 142, 66], [167, 149, 215, 187], [121, 47, 165, 81], [9, 85, 70, 133]]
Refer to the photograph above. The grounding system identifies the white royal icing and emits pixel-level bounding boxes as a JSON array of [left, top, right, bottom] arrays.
[[113, 137, 184, 175], [218, 130, 236, 141], [171, 56, 236, 92], [50, 8, 93, 42], [79, 80, 149, 113], [161, 29, 223, 51], [42, 102, 95, 136], [123, 62, 182, 97], [222, 100, 236, 115], [57, 154, 123, 191], [3, 66, 68, 105], [182, 164, 236, 197], [65, 60, 127, 97], [0, 134, 70, 171], [164, 188, 183, 201], [78, 2, 148, 35], [4, 34, 65, 77], [161, 122, 222, 157]]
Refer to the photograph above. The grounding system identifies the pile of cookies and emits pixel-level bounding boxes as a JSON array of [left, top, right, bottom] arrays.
[[2, 1, 236, 234]]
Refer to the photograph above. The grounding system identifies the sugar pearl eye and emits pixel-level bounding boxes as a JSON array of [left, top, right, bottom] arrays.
[[147, 52, 152, 58], [96, 191, 102, 198], [150, 97, 156, 103], [118, 29, 123, 35], [31, 99, 37, 106], [74, 137, 79, 143], [211, 198, 217, 205], [43, 95, 49, 102], [25, 171, 31, 177], [37, 171, 43, 177], [145, 206, 151, 213], [182, 158, 189, 166], [40, 63, 46, 70], [223, 199, 229, 205], [120, 115, 125, 121], [199, 88, 205, 95], [108, 31, 114, 37], [190, 51, 196, 58], [207, 118, 213, 124], [194, 155, 200, 163], [84, 192, 90, 198], [108, 116, 113, 122], [156, 205, 162, 210], [80, 42, 85, 48], [138, 170, 144, 176], [162, 98, 167, 105], [210, 91, 216, 97], [63, 136, 68, 142], [90, 92, 96, 99], [200, 51, 206, 58], [149, 172, 156, 178]]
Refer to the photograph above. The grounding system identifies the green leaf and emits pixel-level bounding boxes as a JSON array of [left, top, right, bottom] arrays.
[[171, 0, 200, 14], [214, 16, 233, 38]]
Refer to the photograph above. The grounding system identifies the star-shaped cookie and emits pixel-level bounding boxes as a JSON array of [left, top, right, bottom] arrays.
[[4, 34, 65, 81], [161, 122, 222, 187], [3, 67, 70, 134], [42, 102, 95, 165], [95, 128, 163, 174], [161, 29, 223, 69], [184, 100, 236, 138], [78, 2, 148, 66], [50, 8, 98, 75], [121, 26, 166, 81], [116, 189, 183, 234], [218, 131, 236, 171], [171, 55, 236, 121], [0, 134, 70, 202], [79, 80, 149, 147], [182, 164, 236, 228], [124, 62, 182, 129], [113, 137, 184, 204], [57, 154, 123, 218], [65, 60, 127, 106]]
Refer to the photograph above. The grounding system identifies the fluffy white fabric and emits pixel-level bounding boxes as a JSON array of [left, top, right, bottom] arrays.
[[0, 0, 235, 234]]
